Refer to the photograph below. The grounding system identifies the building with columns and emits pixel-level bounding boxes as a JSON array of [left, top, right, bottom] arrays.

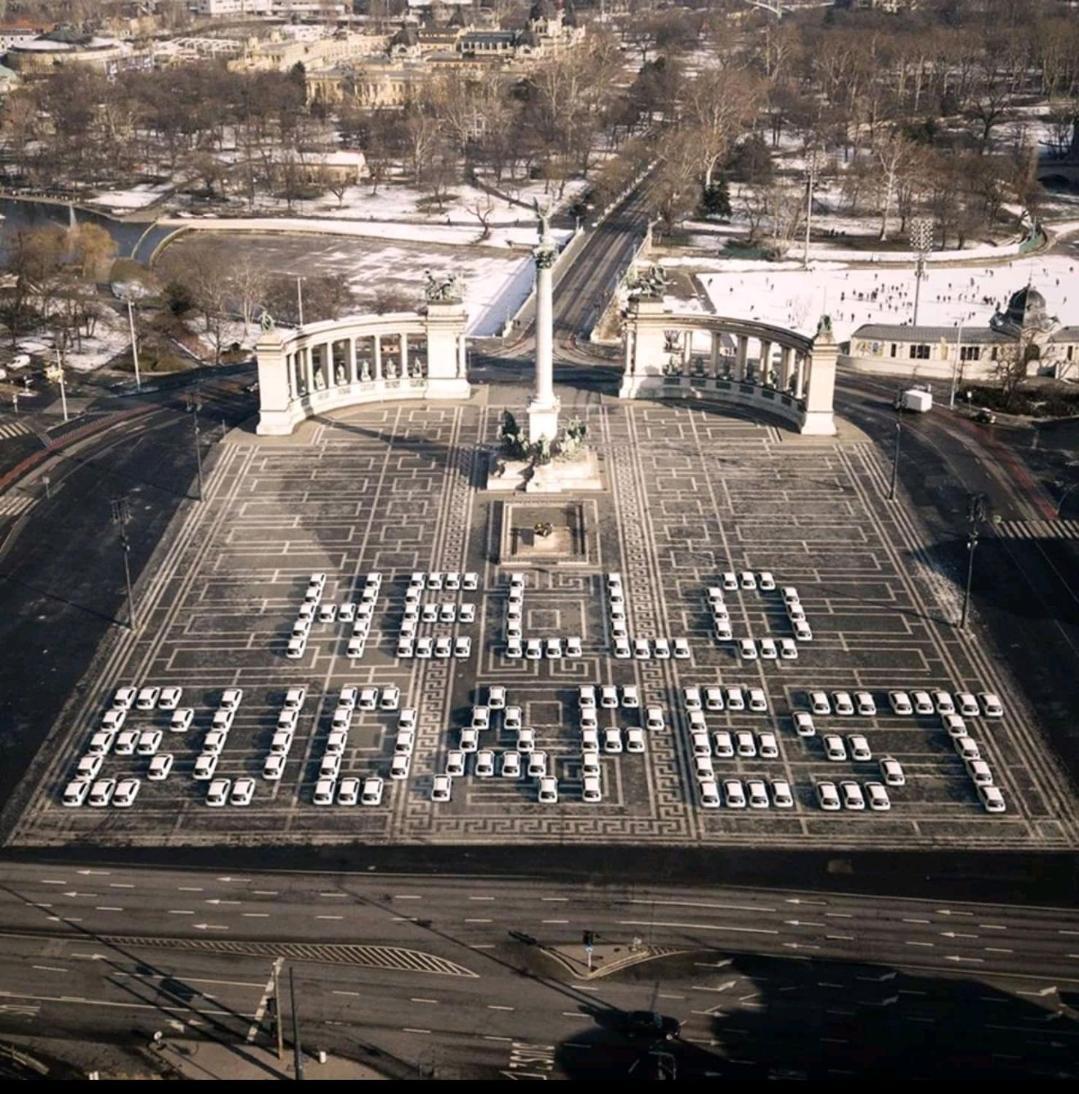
[[620, 296, 838, 436], [255, 302, 469, 435]]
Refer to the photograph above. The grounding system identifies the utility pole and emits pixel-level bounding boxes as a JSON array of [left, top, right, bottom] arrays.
[[50, 349, 69, 423], [889, 419, 902, 501], [289, 966, 304, 1081], [296, 277, 304, 327], [959, 493, 986, 630], [126, 296, 141, 393], [802, 149, 821, 271], [272, 958, 285, 1061], [949, 319, 964, 410], [187, 395, 204, 500], [909, 217, 934, 327], [110, 495, 136, 630]]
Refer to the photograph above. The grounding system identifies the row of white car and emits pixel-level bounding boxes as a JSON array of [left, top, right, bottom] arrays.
[[681, 685, 769, 715], [605, 571, 693, 660], [290, 571, 382, 659], [700, 778, 891, 813], [805, 688, 1004, 719]]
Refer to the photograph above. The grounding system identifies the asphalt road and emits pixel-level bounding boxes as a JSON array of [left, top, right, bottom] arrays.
[[0, 862, 1075, 1079], [834, 373, 1079, 790]]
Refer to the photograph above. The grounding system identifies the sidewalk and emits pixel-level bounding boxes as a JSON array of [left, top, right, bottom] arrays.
[[152, 1039, 387, 1081]]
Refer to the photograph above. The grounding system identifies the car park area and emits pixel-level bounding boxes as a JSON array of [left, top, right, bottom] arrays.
[[9, 402, 1075, 850]]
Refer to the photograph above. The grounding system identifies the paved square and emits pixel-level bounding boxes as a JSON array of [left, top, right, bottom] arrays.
[[9, 397, 1077, 848]]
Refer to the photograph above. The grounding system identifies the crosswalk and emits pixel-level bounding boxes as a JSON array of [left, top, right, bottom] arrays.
[[0, 420, 31, 441], [0, 494, 34, 518], [994, 519, 1079, 541]]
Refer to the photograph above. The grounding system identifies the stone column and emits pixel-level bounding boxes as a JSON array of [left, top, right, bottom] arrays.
[[735, 335, 748, 381], [710, 332, 720, 377], [780, 345, 792, 392], [682, 330, 692, 374], [618, 296, 668, 398], [423, 301, 471, 399], [457, 333, 467, 378], [801, 315, 837, 436], [400, 332, 409, 378], [255, 326, 296, 435], [759, 339, 772, 385], [527, 236, 560, 444], [303, 346, 315, 396], [373, 335, 382, 381], [795, 354, 807, 399], [348, 337, 357, 384]]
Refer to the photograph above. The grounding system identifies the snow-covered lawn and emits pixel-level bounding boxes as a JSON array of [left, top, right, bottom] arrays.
[[692, 253, 1079, 342]]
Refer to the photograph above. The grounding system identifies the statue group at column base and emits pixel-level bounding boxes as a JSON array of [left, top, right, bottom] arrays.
[[486, 411, 604, 493]]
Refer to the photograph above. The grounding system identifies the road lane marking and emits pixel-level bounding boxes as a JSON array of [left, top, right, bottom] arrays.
[[333, 991, 362, 997], [242, 913, 269, 919], [542, 919, 568, 924], [320, 892, 347, 898], [0, 990, 234, 1016], [168, 910, 194, 915], [905, 941, 934, 947], [985, 947, 1014, 954], [316, 915, 343, 921], [541, 897, 568, 902], [488, 1005, 515, 1011], [402, 1028, 431, 1034], [468, 896, 495, 902], [109, 884, 135, 890], [618, 919, 779, 935], [31, 966, 67, 973], [410, 998, 438, 1005], [253, 890, 278, 896], [465, 918, 492, 923], [177, 887, 203, 893], [95, 907, 123, 912], [626, 899, 775, 914]]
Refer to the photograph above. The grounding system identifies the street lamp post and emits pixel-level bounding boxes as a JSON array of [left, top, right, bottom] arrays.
[[110, 495, 136, 630], [889, 418, 902, 501], [125, 297, 141, 393], [187, 395, 204, 500], [949, 319, 963, 410], [909, 217, 934, 327], [802, 148, 822, 271], [959, 492, 986, 630]]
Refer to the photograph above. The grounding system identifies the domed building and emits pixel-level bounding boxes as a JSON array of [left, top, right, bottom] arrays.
[[844, 283, 1079, 383], [5, 25, 130, 75]]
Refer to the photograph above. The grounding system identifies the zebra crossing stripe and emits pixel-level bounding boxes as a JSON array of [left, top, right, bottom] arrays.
[[0, 494, 34, 517], [0, 421, 30, 440], [994, 520, 1079, 541]]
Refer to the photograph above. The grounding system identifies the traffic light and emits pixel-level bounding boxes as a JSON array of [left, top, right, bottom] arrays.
[[583, 930, 595, 947]]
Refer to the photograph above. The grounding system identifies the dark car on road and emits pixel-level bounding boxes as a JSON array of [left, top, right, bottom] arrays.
[[619, 1011, 682, 1040]]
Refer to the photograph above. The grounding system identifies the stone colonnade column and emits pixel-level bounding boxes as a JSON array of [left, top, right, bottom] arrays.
[[527, 236, 560, 444], [800, 315, 838, 435], [735, 336, 748, 381]]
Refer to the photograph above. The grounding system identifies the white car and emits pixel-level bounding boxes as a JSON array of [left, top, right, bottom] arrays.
[[390, 754, 411, 780], [206, 778, 230, 807], [854, 691, 876, 717], [361, 777, 384, 805], [475, 750, 496, 778], [313, 778, 336, 806], [747, 779, 770, 809], [865, 781, 891, 811], [545, 638, 563, 659], [706, 586, 724, 606], [793, 621, 813, 642], [603, 728, 622, 754], [712, 606, 730, 624], [688, 710, 707, 734], [714, 621, 733, 641], [809, 691, 830, 716], [439, 602, 456, 623], [63, 779, 91, 807], [194, 752, 219, 780], [331, 707, 353, 732], [721, 572, 738, 591], [848, 734, 872, 762], [231, 777, 256, 806], [471, 706, 491, 732], [673, 638, 691, 660], [147, 753, 174, 780], [211, 708, 235, 733], [614, 639, 632, 659], [832, 691, 854, 716], [221, 687, 243, 711], [626, 727, 646, 753], [793, 711, 816, 737], [978, 692, 1003, 718], [114, 730, 139, 756], [525, 639, 543, 660], [263, 753, 286, 780], [712, 731, 734, 758], [691, 731, 711, 758], [724, 686, 745, 712], [621, 685, 640, 708], [582, 752, 600, 778], [747, 688, 767, 713], [487, 686, 506, 710], [87, 730, 115, 756], [427, 571, 443, 590], [504, 706, 523, 732], [415, 637, 433, 659], [735, 731, 756, 758], [779, 638, 798, 660], [694, 755, 714, 783], [338, 686, 359, 711], [840, 781, 865, 811], [270, 729, 294, 756], [298, 601, 316, 620], [318, 603, 337, 623], [699, 780, 720, 809], [88, 779, 116, 807], [446, 750, 466, 777], [325, 730, 348, 757], [286, 636, 306, 659], [600, 685, 619, 709], [633, 638, 651, 660], [101, 709, 127, 732], [758, 571, 776, 591], [506, 639, 523, 658], [169, 707, 194, 733], [396, 708, 416, 732], [758, 732, 779, 759], [460, 727, 480, 753], [683, 687, 702, 712], [653, 638, 671, 660], [435, 636, 453, 659], [723, 779, 746, 808], [787, 602, 806, 623], [582, 775, 602, 803], [517, 728, 535, 754], [444, 571, 460, 590], [739, 570, 756, 590], [759, 638, 777, 660], [112, 686, 137, 711], [111, 778, 140, 808], [966, 758, 994, 786], [358, 687, 378, 710], [283, 687, 306, 712], [527, 751, 548, 778], [978, 785, 1006, 813], [337, 777, 360, 806], [459, 604, 476, 624], [136, 686, 160, 711], [509, 572, 526, 593], [463, 571, 479, 591], [738, 638, 758, 661], [933, 690, 955, 715], [771, 779, 794, 808], [817, 781, 841, 811], [394, 730, 414, 757], [704, 687, 724, 712], [501, 751, 522, 778], [581, 728, 599, 753], [912, 691, 934, 715], [77, 754, 104, 780], [158, 686, 182, 710], [823, 734, 847, 761], [538, 777, 559, 804], [954, 735, 981, 762], [338, 603, 356, 623], [579, 686, 597, 710], [136, 729, 163, 756], [431, 775, 452, 802], [380, 686, 400, 711], [888, 690, 913, 716], [879, 756, 905, 787], [645, 706, 665, 732]]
